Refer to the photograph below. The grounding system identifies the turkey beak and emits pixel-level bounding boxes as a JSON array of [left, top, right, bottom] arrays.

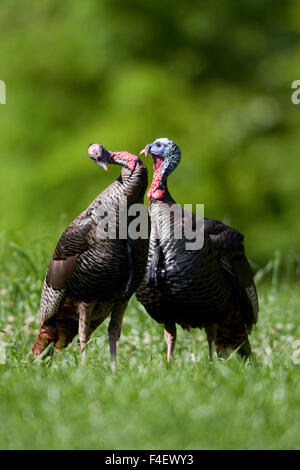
[[139, 144, 151, 158], [99, 161, 108, 171], [98, 145, 110, 171]]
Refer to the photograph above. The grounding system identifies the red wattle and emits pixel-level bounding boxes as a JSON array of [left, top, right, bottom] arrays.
[[127, 160, 137, 171], [153, 155, 163, 171], [148, 168, 165, 200], [110, 151, 140, 170], [151, 189, 165, 200]]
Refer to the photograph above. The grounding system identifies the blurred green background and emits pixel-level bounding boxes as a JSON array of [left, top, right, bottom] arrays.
[[1, 0, 300, 270]]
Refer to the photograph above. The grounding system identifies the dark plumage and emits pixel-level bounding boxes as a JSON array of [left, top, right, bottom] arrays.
[[31, 144, 148, 366], [136, 138, 258, 360]]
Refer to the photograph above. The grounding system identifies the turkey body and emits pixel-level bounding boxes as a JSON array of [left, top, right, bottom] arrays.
[[136, 139, 258, 360], [136, 192, 258, 357], [32, 156, 148, 361]]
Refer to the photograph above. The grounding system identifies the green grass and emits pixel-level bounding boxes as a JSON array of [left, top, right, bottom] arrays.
[[0, 239, 300, 449]]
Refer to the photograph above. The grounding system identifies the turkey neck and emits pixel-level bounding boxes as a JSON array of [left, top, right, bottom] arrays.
[[149, 181, 181, 242], [92, 161, 148, 214], [118, 161, 148, 204], [149, 183, 176, 208]]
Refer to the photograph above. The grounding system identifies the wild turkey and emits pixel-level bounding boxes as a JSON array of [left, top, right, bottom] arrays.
[[31, 143, 148, 366], [136, 138, 258, 361]]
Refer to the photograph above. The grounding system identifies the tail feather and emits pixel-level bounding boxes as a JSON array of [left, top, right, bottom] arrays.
[[215, 299, 251, 358], [31, 321, 57, 358], [31, 296, 78, 358]]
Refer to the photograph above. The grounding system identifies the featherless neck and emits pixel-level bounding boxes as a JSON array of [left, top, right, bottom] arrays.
[[147, 169, 174, 203], [109, 151, 140, 172], [148, 172, 175, 205]]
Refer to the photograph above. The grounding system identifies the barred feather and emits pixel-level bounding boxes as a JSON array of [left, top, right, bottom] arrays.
[[32, 154, 148, 358], [40, 278, 65, 323]]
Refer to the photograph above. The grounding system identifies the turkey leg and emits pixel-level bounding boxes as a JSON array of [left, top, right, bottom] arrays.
[[108, 301, 128, 371], [77, 301, 93, 362], [205, 323, 218, 359], [164, 322, 177, 362]]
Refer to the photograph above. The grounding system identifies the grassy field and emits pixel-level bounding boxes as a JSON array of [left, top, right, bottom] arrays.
[[0, 239, 300, 450]]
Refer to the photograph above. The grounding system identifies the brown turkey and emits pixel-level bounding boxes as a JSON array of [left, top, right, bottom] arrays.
[[136, 138, 258, 361], [31, 144, 148, 366]]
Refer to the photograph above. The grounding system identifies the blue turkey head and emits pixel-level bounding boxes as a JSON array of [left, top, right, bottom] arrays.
[[140, 138, 181, 199]]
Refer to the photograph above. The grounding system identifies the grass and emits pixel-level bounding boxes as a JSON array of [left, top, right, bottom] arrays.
[[0, 238, 300, 449]]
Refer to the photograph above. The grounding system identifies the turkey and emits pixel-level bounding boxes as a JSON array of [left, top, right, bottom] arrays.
[[31, 143, 148, 367], [136, 138, 258, 361]]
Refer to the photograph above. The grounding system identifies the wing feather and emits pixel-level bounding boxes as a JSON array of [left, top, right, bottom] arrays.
[[40, 277, 66, 323], [207, 220, 259, 326], [39, 222, 92, 322]]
